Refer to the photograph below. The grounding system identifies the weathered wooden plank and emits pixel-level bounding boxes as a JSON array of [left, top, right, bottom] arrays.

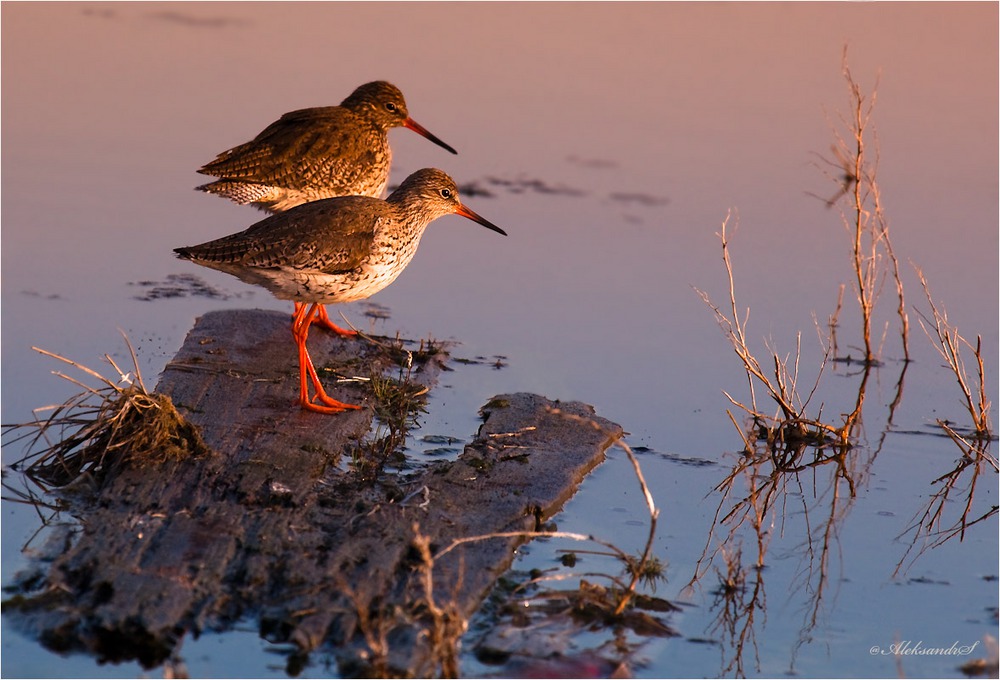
[[4, 310, 622, 676]]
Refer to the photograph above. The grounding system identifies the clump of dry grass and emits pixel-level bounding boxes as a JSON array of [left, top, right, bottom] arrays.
[[3, 335, 209, 489], [349, 338, 433, 480], [694, 213, 851, 453]]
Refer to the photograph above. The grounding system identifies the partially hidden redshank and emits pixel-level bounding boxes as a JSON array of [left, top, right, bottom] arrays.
[[196, 80, 458, 337], [196, 81, 456, 213], [175, 169, 507, 415]]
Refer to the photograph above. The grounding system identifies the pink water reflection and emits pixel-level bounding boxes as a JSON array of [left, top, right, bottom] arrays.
[[2, 3, 997, 678]]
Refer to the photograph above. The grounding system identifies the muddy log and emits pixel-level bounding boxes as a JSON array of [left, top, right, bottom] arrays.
[[5, 309, 623, 676]]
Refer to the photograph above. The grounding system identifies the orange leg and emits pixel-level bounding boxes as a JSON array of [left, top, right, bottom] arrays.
[[292, 303, 362, 414], [313, 305, 358, 337]]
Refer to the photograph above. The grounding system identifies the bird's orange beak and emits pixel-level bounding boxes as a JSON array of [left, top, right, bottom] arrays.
[[455, 204, 507, 236]]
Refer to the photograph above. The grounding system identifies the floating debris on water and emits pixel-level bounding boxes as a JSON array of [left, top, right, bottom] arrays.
[[130, 273, 250, 301], [609, 191, 670, 207], [486, 175, 588, 197]]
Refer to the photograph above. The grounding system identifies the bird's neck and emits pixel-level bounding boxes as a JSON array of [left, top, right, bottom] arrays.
[[384, 191, 425, 214]]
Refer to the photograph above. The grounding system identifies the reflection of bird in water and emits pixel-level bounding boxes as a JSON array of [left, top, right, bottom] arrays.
[[176, 169, 507, 414], [806, 144, 860, 208], [823, 144, 859, 208]]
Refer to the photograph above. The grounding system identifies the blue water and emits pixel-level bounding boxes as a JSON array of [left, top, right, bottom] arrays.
[[2, 3, 997, 678]]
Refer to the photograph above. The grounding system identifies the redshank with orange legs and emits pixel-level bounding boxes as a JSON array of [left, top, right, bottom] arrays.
[[175, 169, 506, 415], [196, 80, 458, 336]]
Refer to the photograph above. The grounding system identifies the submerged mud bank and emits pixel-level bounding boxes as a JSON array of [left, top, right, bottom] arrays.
[[4, 309, 623, 676]]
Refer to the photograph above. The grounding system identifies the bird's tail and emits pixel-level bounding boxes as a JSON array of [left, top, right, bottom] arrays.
[[196, 180, 286, 212]]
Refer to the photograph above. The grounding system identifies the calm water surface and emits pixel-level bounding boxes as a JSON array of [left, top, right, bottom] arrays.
[[2, 3, 997, 678]]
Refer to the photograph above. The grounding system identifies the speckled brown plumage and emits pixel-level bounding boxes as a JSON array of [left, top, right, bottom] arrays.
[[196, 81, 457, 213], [176, 169, 506, 414]]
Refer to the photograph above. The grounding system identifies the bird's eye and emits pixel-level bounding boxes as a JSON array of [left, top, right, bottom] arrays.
[[385, 102, 398, 112], [440, 188, 452, 199]]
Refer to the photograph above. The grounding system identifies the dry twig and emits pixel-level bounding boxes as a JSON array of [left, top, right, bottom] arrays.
[[811, 47, 909, 366], [913, 266, 993, 441]]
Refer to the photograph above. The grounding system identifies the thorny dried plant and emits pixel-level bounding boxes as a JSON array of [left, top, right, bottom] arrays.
[[913, 266, 994, 443], [692, 212, 874, 673], [809, 47, 910, 365], [810, 52, 995, 581], [689, 54, 931, 675], [690, 51, 994, 677], [1, 335, 208, 492], [693, 213, 860, 452], [891, 266, 998, 574]]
